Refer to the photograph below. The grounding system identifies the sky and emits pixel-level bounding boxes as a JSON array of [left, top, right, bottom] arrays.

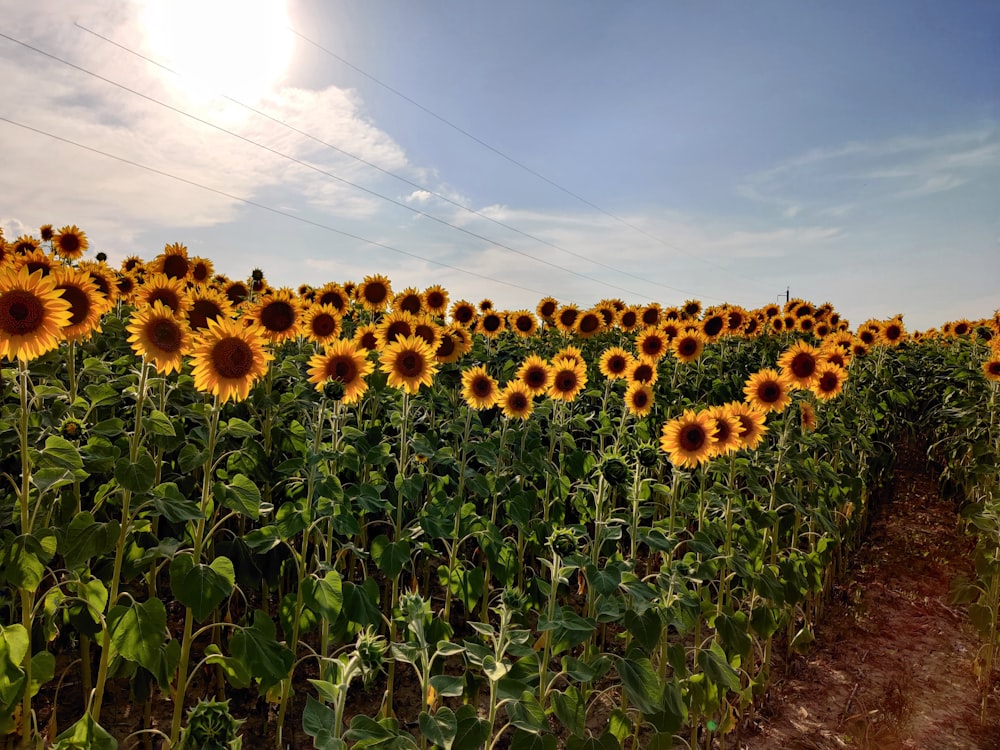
[[1, 0, 998, 331]]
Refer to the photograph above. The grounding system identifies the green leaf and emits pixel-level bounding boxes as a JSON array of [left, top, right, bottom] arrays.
[[303, 572, 344, 622], [344, 715, 419, 748], [61, 513, 119, 570], [280, 592, 319, 637], [615, 656, 661, 715], [697, 641, 740, 692], [507, 691, 547, 732], [108, 598, 167, 672], [551, 686, 585, 736], [39, 435, 84, 471], [566, 733, 621, 750], [204, 644, 251, 690], [178, 443, 208, 473], [452, 704, 490, 750], [230, 610, 293, 694], [171, 554, 235, 622], [223, 417, 259, 438], [428, 674, 464, 699], [51, 713, 118, 750], [419, 707, 457, 749], [144, 409, 176, 436], [510, 730, 557, 750], [342, 581, 382, 628], [114, 452, 156, 493], [1, 531, 57, 592], [151, 482, 204, 523], [715, 612, 753, 661], [607, 709, 632, 744], [371, 535, 410, 578], [623, 609, 662, 655], [219, 474, 262, 520], [303, 695, 340, 749]]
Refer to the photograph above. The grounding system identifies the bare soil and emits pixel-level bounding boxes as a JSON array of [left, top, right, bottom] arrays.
[[737, 447, 1000, 750]]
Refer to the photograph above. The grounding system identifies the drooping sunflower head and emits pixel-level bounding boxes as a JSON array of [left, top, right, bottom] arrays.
[[477, 310, 506, 339], [423, 284, 449, 317], [636, 327, 669, 363], [574, 310, 604, 339], [450, 300, 478, 328], [599, 346, 635, 381], [744, 368, 794, 413], [517, 354, 553, 395], [499, 380, 534, 420], [190, 317, 274, 403], [672, 328, 706, 363], [126, 300, 192, 375], [706, 404, 744, 457], [379, 334, 438, 394], [184, 286, 234, 331], [358, 274, 393, 313], [393, 287, 425, 315], [509, 310, 538, 338], [660, 409, 718, 468], [38, 225, 54, 242], [623, 381, 654, 418], [303, 303, 343, 345], [53, 225, 89, 261], [777, 340, 824, 389], [536, 296, 559, 324], [461, 365, 499, 410], [0, 265, 72, 361], [799, 400, 818, 432], [250, 288, 302, 343], [810, 363, 848, 401], [547, 356, 587, 402], [726, 402, 768, 451], [307, 338, 374, 404], [51, 265, 112, 342]]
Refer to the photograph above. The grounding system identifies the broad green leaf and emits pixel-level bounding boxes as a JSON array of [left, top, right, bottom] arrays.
[[114, 452, 156, 493], [230, 610, 293, 694], [418, 707, 457, 749], [303, 571, 344, 622], [170, 554, 235, 622], [39, 435, 84, 471], [452, 703, 490, 750], [551, 686, 585, 736], [341, 581, 382, 628], [507, 691, 547, 733], [371, 535, 410, 578], [697, 641, 740, 692], [219, 474, 262, 520], [144, 409, 176, 436], [344, 715, 419, 748], [428, 674, 464, 698], [566, 733, 621, 750], [61, 513, 119, 570], [51, 713, 118, 750], [303, 695, 339, 749], [204, 644, 250, 690], [510, 730, 557, 750], [280, 592, 319, 637], [223, 417, 258, 438], [623, 609, 662, 655], [615, 656, 661, 715], [151, 482, 203, 523], [109, 598, 167, 673], [607, 709, 632, 744], [1, 531, 57, 592]]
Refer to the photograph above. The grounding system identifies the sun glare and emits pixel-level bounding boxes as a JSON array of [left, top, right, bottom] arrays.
[[141, 0, 294, 104]]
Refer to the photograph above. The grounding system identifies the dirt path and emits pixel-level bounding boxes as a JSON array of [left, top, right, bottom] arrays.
[[737, 451, 1000, 750]]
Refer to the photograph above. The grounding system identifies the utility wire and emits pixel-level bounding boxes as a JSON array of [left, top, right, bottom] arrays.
[[0, 32, 694, 302], [0, 115, 554, 297], [75, 22, 712, 301], [289, 25, 773, 292]]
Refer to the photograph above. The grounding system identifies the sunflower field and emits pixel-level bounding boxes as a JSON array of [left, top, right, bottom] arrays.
[[1, 227, 999, 750]]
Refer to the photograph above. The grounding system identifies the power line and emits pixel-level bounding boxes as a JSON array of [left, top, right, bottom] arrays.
[[75, 22, 713, 301], [0, 30, 693, 303], [288, 25, 774, 292], [0, 115, 553, 298]]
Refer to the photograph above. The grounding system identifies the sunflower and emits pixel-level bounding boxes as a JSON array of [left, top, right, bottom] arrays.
[[189, 256, 214, 285], [575, 310, 603, 339], [412, 315, 442, 349], [743, 314, 763, 338], [536, 296, 559, 324], [379, 334, 438, 394], [682, 300, 702, 320], [358, 274, 393, 313], [38, 225, 54, 242], [249, 288, 302, 343], [769, 317, 785, 334], [17, 248, 58, 276], [626, 359, 657, 385], [303, 303, 343, 345], [810, 363, 848, 401], [660, 321, 681, 343], [548, 356, 587, 402], [659, 409, 718, 468], [796, 315, 816, 335], [376, 310, 416, 348], [821, 347, 851, 370], [623, 381, 654, 417], [672, 328, 706, 363], [151, 242, 191, 280], [706, 405, 744, 457], [881, 318, 907, 346], [461, 365, 499, 410], [725, 307, 748, 336], [595, 302, 619, 328], [422, 284, 449, 317], [599, 346, 635, 381], [983, 356, 1000, 382], [639, 304, 662, 328], [477, 310, 506, 338], [517, 355, 552, 395], [126, 301, 192, 375], [743, 368, 793, 413], [636, 327, 669, 363], [850, 340, 869, 359], [447, 324, 473, 357], [792, 301, 813, 318], [185, 286, 233, 331], [0, 265, 71, 361], [618, 307, 640, 332], [434, 328, 463, 364], [353, 322, 380, 352], [115, 271, 139, 304], [315, 282, 350, 316], [121, 255, 145, 275], [393, 287, 425, 315], [499, 380, 534, 420], [777, 340, 824, 389], [77, 261, 118, 306], [799, 401, 817, 432], [762, 303, 781, 319], [12, 235, 41, 255], [700, 310, 727, 341], [223, 280, 250, 306], [307, 339, 373, 404], [554, 345, 584, 369], [137, 273, 189, 316], [814, 321, 832, 339], [51, 266, 111, 342], [53, 225, 88, 261], [726, 402, 768, 450], [509, 310, 538, 338], [450, 300, 478, 328], [190, 317, 273, 403], [555, 305, 580, 333]]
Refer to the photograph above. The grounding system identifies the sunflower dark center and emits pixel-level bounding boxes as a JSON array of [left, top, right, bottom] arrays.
[[386, 321, 411, 342], [704, 317, 724, 337], [621, 312, 637, 327], [540, 301, 557, 318], [680, 426, 706, 452], [58, 234, 81, 254], [415, 324, 435, 344], [555, 372, 577, 391], [364, 283, 387, 305], [148, 289, 180, 312], [226, 284, 249, 304], [715, 421, 732, 443], [525, 368, 546, 388], [609, 356, 628, 374], [319, 292, 346, 312], [631, 390, 649, 408], [955, 323, 969, 335], [192, 264, 210, 282], [162, 255, 189, 279], [509, 392, 528, 410], [455, 307, 474, 324], [190, 300, 222, 330], [312, 314, 337, 337], [360, 331, 377, 350], [472, 377, 492, 397], [329, 358, 356, 382], [211, 337, 254, 378], [819, 372, 839, 392], [579, 315, 599, 333], [791, 353, 816, 378], [436, 336, 456, 357], [516, 316, 533, 332], [559, 310, 578, 327], [759, 382, 781, 403], [987, 362, 1000, 376], [483, 315, 501, 332], [259, 301, 295, 332], [398, 352, 423, 377], [150, 319, 182, 352], [642, 337, 663, 355], [1, 291, 44, 334], [26, 261, 50, 276], [399, 295, 421, 314], [426, 292, 445, 310], [633, 364, 653, 382], [885, 325, 901, 340], [642, 309, 659, 326], [58, 285, 90, 326]]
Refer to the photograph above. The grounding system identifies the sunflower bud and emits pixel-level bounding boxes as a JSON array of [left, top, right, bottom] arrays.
[[323, 380, 346, 402], [60, 418, 85, 442], [355, 627, 388, 683], [95, 252, 108, 262], [637, 445, 660, 469], [500, 587, 527, 610], [547, 527, 579, 558], [600, 456, 629, 486]]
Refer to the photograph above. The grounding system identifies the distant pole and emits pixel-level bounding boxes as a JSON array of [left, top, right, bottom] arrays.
[[786, 287, 790, 304]]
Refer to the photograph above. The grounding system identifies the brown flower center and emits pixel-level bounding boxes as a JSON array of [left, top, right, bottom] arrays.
[[311, 313, 338, 338], [0, 291, 44, 334], [58, 234, 81, 255], [509, 392, 528, 411], [150, 319, 182, 352], [516, 316, 533, 333], [328, 357, 357, 382], [363, 282, 388, 305], [608, 355, 628, 374], [818, 371, 840, 393], [162, 254, 190, 279], [225, 283, 249, 304], [58, 285, 90, 326], [472, 376, 493, 398], [399, 295, 421, 314], [436, 335, 456, 358], [414, 324, 436, 345], [703, 316, 725, 337], [759, 381, 782, 403], [148, 288, 181, 313], [790, 352, 817, 379], [398, 352, 424, 378], [632, 364, 654, 382], [211, 337, 254, 378], [190, 300, 223, 330], [680, 426, 706, 452], [579, 314, 600, 334], [482, 314, 502, 332], [555, 371, 577, 392], [677, 338, 698, 357], [259, 301, 295, 332], [642, 336, 664, 356]]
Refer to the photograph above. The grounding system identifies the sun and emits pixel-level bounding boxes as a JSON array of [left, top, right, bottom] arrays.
[[141, 0, 294, 104]]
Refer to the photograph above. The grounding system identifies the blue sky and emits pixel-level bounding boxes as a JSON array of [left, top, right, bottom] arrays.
[[1, 0, 998, 330]]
